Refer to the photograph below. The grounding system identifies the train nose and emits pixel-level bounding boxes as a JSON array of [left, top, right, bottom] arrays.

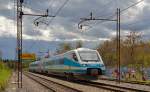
[[87, 68, 99, 76]]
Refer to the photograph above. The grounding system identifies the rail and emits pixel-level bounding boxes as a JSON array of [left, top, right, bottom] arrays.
[[24, 72, 82, 92], [25, 72, 150, 92], [99, 77, 150, 86]]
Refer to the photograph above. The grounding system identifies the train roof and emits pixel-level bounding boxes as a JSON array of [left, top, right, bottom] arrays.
[[30, 48, 97, 64], [71, 48, 96, 52], [30, 60, 40, 65], [76, 48, 95, 51]]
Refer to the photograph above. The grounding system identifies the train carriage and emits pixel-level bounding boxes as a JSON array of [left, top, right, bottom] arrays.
[[29, 48, 106, 80]]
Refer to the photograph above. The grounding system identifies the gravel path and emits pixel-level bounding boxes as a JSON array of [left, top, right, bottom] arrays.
[[4, 72, 52, 92]]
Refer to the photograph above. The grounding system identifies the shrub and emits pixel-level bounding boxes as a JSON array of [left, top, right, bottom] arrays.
[[0, 63, 11, 91]]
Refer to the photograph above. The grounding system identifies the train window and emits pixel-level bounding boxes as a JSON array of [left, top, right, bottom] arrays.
[[65, 52, 72, 59], [64, 52, 78, 62], [72, 53, 78, 61], [78, 51, 99, 62], [48, 60, 51, 65], [55, 59, 59, 64], [59, 58, 64, 64], [45, 61, 49, 66]]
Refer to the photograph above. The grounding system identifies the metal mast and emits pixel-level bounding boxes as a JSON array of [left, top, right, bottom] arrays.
[[78, 8, 121, 83], [17, 0, 23, 88], [16, 0, 55, 88]]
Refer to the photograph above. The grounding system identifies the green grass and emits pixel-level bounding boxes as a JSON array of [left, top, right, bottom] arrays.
[[122, 72, 150, 85], [0, 66, 11, 91]]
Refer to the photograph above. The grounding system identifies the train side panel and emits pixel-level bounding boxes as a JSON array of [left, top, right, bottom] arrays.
[[29, 48, 106, 80]]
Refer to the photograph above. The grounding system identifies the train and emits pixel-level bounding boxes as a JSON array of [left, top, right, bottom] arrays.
[[29, 48, 106, 80]]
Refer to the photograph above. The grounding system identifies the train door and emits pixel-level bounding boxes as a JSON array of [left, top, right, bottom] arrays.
[[37, 61, 42, 73], [72, 53, 78, 61], [65, 52, 71, 71], [69, 51, 79, 70]]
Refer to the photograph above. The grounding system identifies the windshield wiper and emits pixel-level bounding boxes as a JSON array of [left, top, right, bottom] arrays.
[[83, 60, 88, 62], [83, 60, 98, 62]]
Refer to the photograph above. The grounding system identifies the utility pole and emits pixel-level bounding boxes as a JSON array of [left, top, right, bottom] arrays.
[[17, 0, 23, 88], [78, 8, 121, 83], [16, 0, 55, 88], [116, 8, 121, 83]]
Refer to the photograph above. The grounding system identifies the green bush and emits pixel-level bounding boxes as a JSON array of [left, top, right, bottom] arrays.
[[0, 63, 11, 91]]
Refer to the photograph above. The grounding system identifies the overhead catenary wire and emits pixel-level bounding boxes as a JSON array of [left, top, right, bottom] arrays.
[[26, 0, 144, 54], [18, 0, 46, 52], [26, 29, 40, 51], [82, 0, 144, 31], [23, 0, 51, 51], [28, 0, 117, 51], [47, 0, 70, 26], [31, 0, 125, 51], [78, 0, 116, 29], [48, 0, 55, 15], [121, 0, 144, 13], [27, 0, 70, 54], [18, 0, 48, 52], [84, 0, 115, 19]]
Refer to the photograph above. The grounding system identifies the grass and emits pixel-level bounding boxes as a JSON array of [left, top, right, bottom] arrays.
[[120, 72, 150, 85], [0, 64, 11, 91], [124, 72, 142, 81]]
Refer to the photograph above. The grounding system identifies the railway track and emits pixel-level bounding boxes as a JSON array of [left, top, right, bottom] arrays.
[[99, 77, 150, 86], [25, 72, 150, 92], [24, 72, 82, 92], [81, 80, 149, 92], [43, 73, 150, 91]]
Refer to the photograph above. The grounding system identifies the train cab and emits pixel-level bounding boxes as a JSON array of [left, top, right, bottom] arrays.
[[76, 48, 105, 76], [64, 48, 105, 76]]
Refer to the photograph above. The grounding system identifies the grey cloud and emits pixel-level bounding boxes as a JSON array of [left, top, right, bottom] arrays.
[[0, 0, 150, 59], [0, 4, 15, 20], [120, 4, 150, 31], [0, 37, 101, 59]]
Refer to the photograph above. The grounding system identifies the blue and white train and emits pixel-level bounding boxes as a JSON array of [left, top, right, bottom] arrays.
[[29, 48, 106, 79]]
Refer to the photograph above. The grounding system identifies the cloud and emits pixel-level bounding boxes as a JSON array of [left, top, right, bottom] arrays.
[[0, 0, 150, 59], [0, 16, 16, 37]]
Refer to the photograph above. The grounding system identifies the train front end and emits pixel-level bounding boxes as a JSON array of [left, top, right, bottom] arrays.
[[76, 48, 106, 77]]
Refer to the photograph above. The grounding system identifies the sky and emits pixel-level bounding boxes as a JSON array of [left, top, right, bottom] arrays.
[[0, 0, 149, 59]]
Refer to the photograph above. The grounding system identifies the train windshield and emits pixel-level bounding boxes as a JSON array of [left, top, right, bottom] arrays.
[[78, 51, 99, 62]]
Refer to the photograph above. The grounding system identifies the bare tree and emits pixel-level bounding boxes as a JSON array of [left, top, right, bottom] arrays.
[[57, 42, 72, 54]]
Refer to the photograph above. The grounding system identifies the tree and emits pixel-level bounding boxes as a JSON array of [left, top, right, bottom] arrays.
[[0, 50, 2, 61], [56, 42, 72, 54], [76, 41, 83, 48], [97, 39, 117, 66], [96, 33, 150, 67]]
